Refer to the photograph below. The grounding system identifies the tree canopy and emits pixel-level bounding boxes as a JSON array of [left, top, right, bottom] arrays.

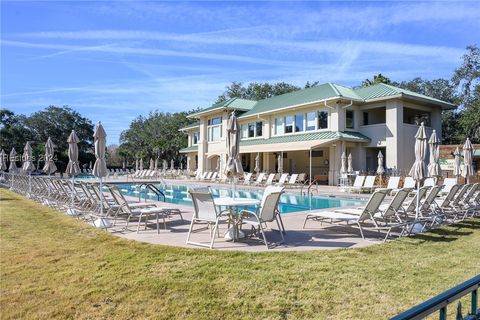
[[0, 106, 94, 170], [118, 110, 195, 166]]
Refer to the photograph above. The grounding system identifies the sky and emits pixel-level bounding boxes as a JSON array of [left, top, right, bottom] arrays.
[[1, 1, 479, 144]]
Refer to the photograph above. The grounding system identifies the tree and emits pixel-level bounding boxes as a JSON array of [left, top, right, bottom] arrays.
[[459, 85, 480, 142], [119, 110, 195, 165], [452, 45, 480, 101], [0, 106, 95, 171], [361, 73, 392, 87], [0, 109, 33, 154], [216, 81, 306, 103]]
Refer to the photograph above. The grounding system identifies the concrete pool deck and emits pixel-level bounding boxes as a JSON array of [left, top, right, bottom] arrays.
[[83, 178, 389, 251]]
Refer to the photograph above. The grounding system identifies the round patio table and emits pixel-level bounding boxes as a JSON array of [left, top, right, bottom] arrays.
[[214, 197, 261, 241]]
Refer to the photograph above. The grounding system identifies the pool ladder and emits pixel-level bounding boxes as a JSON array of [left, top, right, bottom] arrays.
[[137, 183, 166, 202]]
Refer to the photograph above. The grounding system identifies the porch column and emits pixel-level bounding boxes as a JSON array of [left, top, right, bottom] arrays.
[[385, 100, 403, 171], [328, 142, 343, 186]]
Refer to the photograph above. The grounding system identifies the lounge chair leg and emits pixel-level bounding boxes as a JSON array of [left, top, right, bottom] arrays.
[[209, 220, 219, 249], [357, 222, 365, 240], [186, 219, 195, 244], [277, 214, 286, 233], [136, 212, 144, 233], [302, 215, 309, 229], [276, 216, 285, 243]]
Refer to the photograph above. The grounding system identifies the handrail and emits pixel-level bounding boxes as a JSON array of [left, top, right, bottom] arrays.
[[137, 183, 166, 202], [391, 275, 480, 320]]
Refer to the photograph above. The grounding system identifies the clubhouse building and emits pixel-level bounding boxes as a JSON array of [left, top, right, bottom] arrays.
[[179, 83, 456, 185]]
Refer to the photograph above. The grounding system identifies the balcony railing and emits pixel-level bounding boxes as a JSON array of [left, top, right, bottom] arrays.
[[391, 275, 479, 320]]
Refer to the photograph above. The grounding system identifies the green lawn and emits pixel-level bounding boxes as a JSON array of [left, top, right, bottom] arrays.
[[1, 188, 479, 319]]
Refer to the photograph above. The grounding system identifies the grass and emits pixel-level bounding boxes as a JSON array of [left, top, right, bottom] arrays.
[[1, 188, 479, 320]]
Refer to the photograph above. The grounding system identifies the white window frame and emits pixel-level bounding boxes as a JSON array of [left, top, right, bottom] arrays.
[[207, 116, 222, 142]]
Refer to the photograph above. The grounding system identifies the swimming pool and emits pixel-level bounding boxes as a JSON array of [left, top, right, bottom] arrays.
[[115, 183, 366, 214]]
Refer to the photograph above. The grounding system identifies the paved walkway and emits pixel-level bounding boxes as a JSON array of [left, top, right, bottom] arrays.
[[87, 179, 385, 251]]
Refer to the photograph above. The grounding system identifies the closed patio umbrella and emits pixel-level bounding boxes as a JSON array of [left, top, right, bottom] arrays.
[[409, 122, 427, 220], [43, 137, 57, 175], [163, 159, 167, 172], [139, 158, 144, 171], [453, 147, 461, 183], [93, 122, 109, 228], [8, 148, 18, 189], [66, 130, 81, 212], [135, 158, 139, 171], [171, 159, 175, 170], [462, 137, 474, 184], [22, 141, 35, 195], [186, 156, 191, 172], [149, 158, 154, 170], [277, 153, 283, 174], [89, 161, 92, 170], [224, 112, 244, 196], [376, 151, 385, 176], [9, 148, 18, 173], [154, 158, 158, 171], [0, 149, 6, 172], [0, 149, 6, 183], [427, 130, 441, 184], [22, 141, 35, 173], [340, 151, 347, 175], [347, 153, 353, 173], [254, 153, 260, 173], [216, 157, 220, 172]]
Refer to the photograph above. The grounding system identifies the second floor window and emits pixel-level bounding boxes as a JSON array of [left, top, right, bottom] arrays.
[[319, 110, 328, 129], [285, 115, 294, 133], [208, 117, 222, 141], [192, 131, 200, 145], [295, 114, 304, 132], [242, 121, 263, 138], [346, 110, 354, 129], [275, 117, 284, 135], [306, 112, 316, 131]]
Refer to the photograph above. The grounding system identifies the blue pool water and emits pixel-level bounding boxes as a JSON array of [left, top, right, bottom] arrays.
[[115, 183, 366, 214]]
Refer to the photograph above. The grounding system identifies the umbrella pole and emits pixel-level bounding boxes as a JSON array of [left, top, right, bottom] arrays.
[[70, 176, 74, 208], [415, 181, 420, 220], [100, 178, 104, 216], [28, 173, 32, 197]]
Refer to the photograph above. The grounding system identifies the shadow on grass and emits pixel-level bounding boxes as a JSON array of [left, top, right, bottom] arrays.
[[410, 219, 479, 243]]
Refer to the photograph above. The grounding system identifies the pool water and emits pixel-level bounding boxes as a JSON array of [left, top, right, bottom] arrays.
[[115, 183, 365, 214]]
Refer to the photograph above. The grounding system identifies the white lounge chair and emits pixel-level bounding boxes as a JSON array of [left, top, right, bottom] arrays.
[[403, 177, 416, 189], [276, 173, 289, 186], [285, 174, 299, 188], [349, 175, 366, 193], [253, 173, 266, 185], [263, 173, 276, 186], [441, 178, 457, 195], [243, 172, 253, 185], [303, 189, 405, 241]]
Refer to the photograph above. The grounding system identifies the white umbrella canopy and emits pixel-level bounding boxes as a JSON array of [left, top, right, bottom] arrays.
[[22, 141, 35, 173], [409, 122, 428, 220], [186, 156, 191, 171], [149, 158, 154, 170], [340, 151, 347, 174], [171, 159, 175, 170], [139, 158, 144, 171], [215, 157, 220, 172], [347, 153, 353, 173], [453, 147, 462, 181], [462, 137, 474, 183], [376, 151, 385, 175], [427, 130, 441, 180], [163, 159, 168, 171], [93, 122, 108, 226], [43, 137, 57, 175], [277, 153, 283, 174], [9, 148, 18, 173], [66, 130, 81, 176], [135, 158, 139, 171], [154, 158, 158, 171], [224, 112, 244, 178], [254, 153, 261, 173], [0, 149, 7, 172], [93, 122, 108, 178]]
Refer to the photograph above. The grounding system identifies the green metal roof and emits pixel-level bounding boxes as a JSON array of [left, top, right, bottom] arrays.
[[354, 83, 456, 109], [189, 97, 256, 118], [179, 145, 198, 153], [240, 83, 362, 118], [240, 131, 370, 147], [179, 121, 200, 131]]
